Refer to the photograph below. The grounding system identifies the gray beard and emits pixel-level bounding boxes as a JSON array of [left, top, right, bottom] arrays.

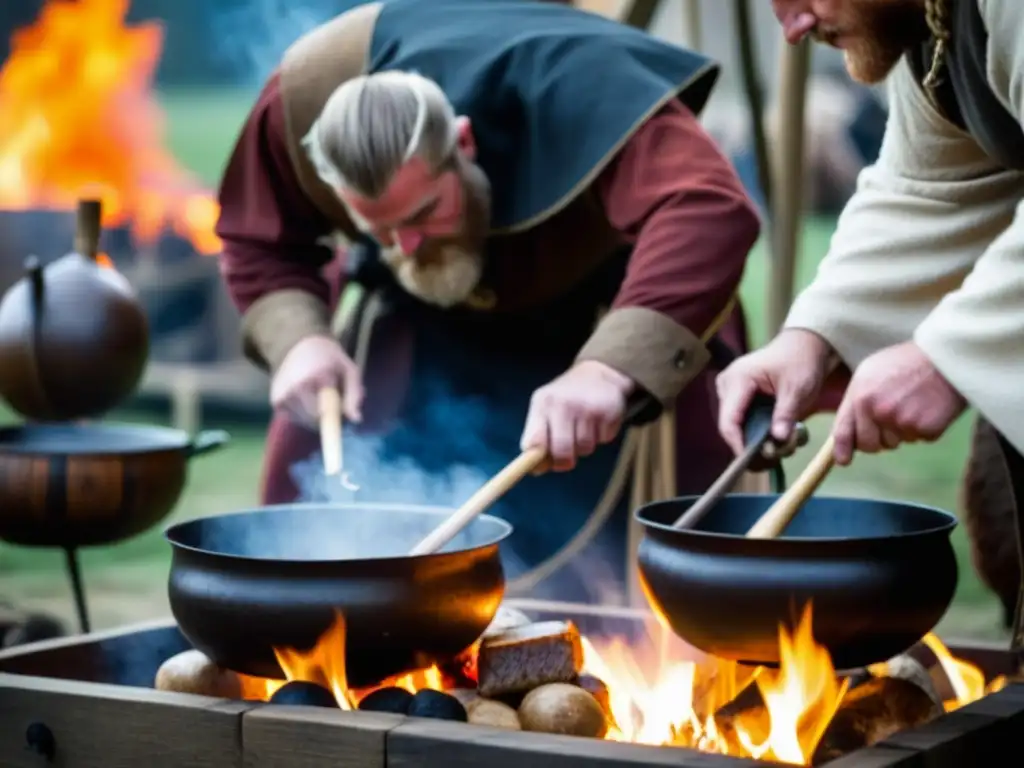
[[380, 245, 484, 308]]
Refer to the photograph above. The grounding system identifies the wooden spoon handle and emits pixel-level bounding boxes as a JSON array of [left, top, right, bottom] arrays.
[[318, 387, 343, 476], [745, 436, 835, 539], [409, 446, 547, 556]]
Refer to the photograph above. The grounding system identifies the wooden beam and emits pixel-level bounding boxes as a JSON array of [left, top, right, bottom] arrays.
[[385, 718, 776, 767], [0, 673, 254, 768], [243, 707, 400, 768]]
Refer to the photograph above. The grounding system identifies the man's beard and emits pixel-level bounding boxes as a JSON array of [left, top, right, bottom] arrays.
[[381, 162, 490, 308], [818, 0, 930, 85], [381, 242, 484, 308]]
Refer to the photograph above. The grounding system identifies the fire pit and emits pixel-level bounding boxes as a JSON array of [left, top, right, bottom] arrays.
[[0, 599, 1021, 767]]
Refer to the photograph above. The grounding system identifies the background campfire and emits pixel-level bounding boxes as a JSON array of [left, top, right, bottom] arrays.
[[0, 0, 219, 254]]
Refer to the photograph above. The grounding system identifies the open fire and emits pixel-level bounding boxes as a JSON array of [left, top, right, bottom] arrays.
[[233, 605, 1007, 766], [0, 0, 220, 254]]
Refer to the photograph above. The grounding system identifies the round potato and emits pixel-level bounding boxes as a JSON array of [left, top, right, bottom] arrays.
[[518, 683, 607, 738], [155, 649, 242, 699], [467, 698, 521, 730]]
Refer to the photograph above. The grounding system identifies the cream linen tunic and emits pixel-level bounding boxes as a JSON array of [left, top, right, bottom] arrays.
[[783, 0, 1024, 453]]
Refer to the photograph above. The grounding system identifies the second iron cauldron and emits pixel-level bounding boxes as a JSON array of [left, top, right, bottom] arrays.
[[635, 494, 959, 670]]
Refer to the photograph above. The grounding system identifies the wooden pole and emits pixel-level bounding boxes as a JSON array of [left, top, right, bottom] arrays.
[[683, 0, 702, 50], [766, 36, 812, 336], [733, 0, 772, 213]]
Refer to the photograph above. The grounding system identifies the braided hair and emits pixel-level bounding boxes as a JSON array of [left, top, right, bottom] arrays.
[[922, 0, 951, 92]]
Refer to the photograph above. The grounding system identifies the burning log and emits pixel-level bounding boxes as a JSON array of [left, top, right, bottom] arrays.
[[882, 654, 943, 705], [437, 604, 534, 688], [812, 655, 942, 765], [518, 682, 608, 738], [811, 676, 942, 764], [154, 649, 241, 699], [712, 654, 944, 764], [477, 620, 584, 698]]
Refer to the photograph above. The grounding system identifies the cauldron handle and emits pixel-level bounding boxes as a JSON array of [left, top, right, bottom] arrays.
[[18, 255, 54, 417], [25, 256, 45, 328], [705, 336, 791, 491], [187, 430, 230, 458]]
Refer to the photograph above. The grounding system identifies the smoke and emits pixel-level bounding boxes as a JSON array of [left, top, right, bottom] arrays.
[[282, 381, 633, 605], [207, 0, 359, 88], [280, 376, 532, 577]]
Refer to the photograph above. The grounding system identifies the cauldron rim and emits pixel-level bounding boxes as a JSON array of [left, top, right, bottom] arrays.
[[164, 502, 514, 565], [634, 493, 958, 543], [0, 422, 194, 456]]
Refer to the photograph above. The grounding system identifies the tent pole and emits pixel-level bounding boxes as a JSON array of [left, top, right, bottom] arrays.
[[733, 0, 772, 213], [766, 37, 811, 336], [683, 0, 702, 50]]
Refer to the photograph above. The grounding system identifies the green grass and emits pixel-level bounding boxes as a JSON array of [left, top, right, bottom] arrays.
[[0, 89, 1002, 639]]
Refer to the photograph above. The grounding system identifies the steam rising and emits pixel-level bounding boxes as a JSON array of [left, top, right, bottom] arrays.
[[276, 377, 534, 576], [209, 0, 350, 87]]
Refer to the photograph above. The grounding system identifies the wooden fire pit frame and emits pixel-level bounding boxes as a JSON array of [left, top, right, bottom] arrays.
[[0, 600, 1023, 768]]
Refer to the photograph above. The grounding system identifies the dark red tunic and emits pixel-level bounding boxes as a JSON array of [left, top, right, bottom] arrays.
[[216, 73, 760, 595]]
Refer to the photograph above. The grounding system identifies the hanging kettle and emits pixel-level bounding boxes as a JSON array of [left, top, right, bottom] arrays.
[[0, 199, 150, 421]]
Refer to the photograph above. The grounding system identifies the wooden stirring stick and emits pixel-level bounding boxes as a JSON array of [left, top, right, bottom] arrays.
[[745, 436, 836, 539], [409, 446, 548, 556], [318, 387, 343, 477]]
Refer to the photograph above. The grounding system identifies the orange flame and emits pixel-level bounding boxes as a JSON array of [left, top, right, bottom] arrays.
[[583, 603, 847, 763], [868, 633, 1008, 713], [237, 607, 1004, 766], [239, 612, 446, 709], [0, 0, 221, 254]]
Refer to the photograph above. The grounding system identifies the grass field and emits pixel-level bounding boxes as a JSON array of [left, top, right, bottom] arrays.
[[0, 89, 1004, 641]]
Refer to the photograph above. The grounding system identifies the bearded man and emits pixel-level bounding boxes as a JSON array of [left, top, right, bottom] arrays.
[[718, 0, 1024, 634], [215, 0, 763, 601]]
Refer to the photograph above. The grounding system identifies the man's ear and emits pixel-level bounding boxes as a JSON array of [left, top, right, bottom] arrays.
[[455, 116, 476, 161]]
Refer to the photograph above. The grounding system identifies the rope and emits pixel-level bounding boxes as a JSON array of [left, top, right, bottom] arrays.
[[922, 0, 951, 94]]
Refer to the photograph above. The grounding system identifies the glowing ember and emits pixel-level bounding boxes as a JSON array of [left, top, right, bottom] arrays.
[[0, 0, 221, 253], [235, 605, 1007, 766]]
